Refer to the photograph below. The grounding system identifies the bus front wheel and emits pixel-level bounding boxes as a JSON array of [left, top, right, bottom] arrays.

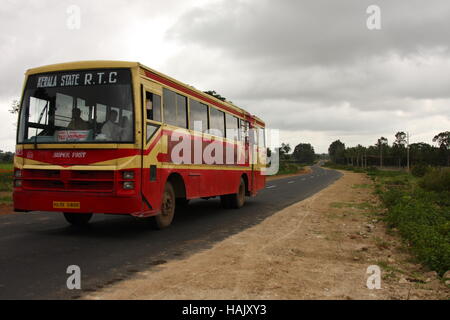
[[153, 182, 176, 229], [63, 212, 93, 226]]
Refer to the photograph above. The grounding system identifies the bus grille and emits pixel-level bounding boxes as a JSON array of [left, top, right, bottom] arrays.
[[21, 170, 115, 193]]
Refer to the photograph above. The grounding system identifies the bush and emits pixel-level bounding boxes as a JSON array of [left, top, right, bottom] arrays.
[[0, 171, 13, 192], [411, 163, 430, 177], [374, 169, 450, 275], [419, 168, 450, 193]]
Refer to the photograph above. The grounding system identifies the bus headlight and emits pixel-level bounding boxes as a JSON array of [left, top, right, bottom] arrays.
[[14, 180, 23, 188], [122, 171, 134, 180], [123, 181, 135, 190], [15, 170, 23, 178]]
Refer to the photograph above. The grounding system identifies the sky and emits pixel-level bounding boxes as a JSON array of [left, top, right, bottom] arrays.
[[0, 0, 449, 153]]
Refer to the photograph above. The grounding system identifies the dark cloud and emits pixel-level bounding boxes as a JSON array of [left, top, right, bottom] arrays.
[[0, 0, 449, 153]]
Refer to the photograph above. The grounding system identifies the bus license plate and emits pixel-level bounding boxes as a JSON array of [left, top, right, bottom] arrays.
[[53, 201, 80, 209]]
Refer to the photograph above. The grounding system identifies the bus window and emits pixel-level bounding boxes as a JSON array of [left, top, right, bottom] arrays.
[[258, 127, 266, 147], [146, 92, 161, 122], [55, 93, 73, 127], [225, 113, 239, 140], [28, 96, 50, 138], [96, 104, 107, 123], [210, 107, 225, 137], [177, 94, 187, 128], [163, 88, 187, 129], [189, 99, 208, 132], [239, 120, 249, 143], [18, 68, 134, 144]]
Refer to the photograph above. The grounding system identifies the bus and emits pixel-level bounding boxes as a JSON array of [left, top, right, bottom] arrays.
[[13, 61, 267, 228]]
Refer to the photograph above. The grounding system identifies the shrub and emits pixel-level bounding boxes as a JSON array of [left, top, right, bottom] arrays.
[[411, 163, 430, 177], [0, 171, 13, 192], [419, 168, 450, 192]]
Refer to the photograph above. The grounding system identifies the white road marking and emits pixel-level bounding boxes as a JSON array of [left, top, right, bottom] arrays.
[[266, 185, 277, 189], [288, 181, 295, 184]]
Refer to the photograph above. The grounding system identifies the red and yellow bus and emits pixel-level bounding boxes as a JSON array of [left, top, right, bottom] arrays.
[[13, 61, 266, 228]]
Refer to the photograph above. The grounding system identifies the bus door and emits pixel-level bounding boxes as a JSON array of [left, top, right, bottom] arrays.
[[240, 120, 254, 195], [141, 86, 163, 210], [249, 124, 258, 195]]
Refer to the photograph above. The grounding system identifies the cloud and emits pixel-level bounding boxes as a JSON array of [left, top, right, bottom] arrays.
[[0, 0, 448, 153]]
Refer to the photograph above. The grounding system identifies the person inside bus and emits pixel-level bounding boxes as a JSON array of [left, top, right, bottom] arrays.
[[101, 109, 121, 141], [120, 116, 133, 141], [67, 108, 89, 130]]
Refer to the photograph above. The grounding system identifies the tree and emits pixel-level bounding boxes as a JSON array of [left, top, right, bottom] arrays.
[[9, 99, 20, 114], [279, 143, 291, 160], [377, 137, 388, 168], [293, 143, 315, 164], [328, 140, 346, 164], [433, 131, 450, 166], [204, 90, 227, 102], [393, 131, 407, 168]]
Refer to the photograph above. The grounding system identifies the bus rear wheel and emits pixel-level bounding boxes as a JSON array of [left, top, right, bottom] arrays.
[[63, 213, 93, 226], [152, 182, 176, 229], [221, 178, 246, 209]]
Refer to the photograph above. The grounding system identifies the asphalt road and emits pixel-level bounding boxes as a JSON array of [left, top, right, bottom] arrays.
[[0, 165, 341, 300]]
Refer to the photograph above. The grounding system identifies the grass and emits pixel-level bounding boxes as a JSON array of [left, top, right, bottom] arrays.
[[276, 162, 305, 176], [352, 184, 371, 189], [0, 171, 13, 192], [326, 162, 450, 275], [0, 195, 12, 205], [0, 163, 13, 171], [0, 163, 14, 205]]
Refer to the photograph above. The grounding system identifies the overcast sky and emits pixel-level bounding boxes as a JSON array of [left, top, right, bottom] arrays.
[[1, 0, 449, 153]]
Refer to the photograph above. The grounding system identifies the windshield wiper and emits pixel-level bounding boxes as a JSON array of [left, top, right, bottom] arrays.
[[34, 101, 49, 149]]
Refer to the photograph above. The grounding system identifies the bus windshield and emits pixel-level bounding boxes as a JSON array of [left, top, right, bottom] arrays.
[[18, 68, 134, 144]]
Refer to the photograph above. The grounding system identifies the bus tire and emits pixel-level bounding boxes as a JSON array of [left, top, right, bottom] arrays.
[[153, 182, 176, 229], [222, 178, 246, 209], [63, 212, 93, 226]]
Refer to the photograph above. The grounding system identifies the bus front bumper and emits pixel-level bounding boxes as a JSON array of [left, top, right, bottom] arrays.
[[13, 190, 157, 217]]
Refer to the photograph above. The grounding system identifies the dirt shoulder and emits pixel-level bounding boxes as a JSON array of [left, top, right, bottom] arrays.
[[85, 171, 449, 300]]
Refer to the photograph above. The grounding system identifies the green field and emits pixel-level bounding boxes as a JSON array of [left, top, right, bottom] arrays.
[[0, 163, 13, 171], [0, 163, 13, 205], [325, 162, 450, 275]]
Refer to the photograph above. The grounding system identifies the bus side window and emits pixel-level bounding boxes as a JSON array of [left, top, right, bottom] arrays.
[[146, 92, 161, 122], [258, 128, 266, 147], [210, 107, 225, 137], [240, 120, 249, 144]]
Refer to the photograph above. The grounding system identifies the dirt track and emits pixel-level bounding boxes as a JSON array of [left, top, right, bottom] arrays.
[[85, 171, 449, 300]]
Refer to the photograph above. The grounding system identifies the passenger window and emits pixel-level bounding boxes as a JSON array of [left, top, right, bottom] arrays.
[[240, 120, 249, 143], [146, 92, 161, 122], [177, 94, 187, 128], [189, 99, 209, 132], [209, 108, 225, 137], [163, 88, 187, 128], [258, 127, 266, 147], [225, 113, 239, 140]]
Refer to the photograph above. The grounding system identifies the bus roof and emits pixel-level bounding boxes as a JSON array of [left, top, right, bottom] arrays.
[[25, 60, 265, 127]]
